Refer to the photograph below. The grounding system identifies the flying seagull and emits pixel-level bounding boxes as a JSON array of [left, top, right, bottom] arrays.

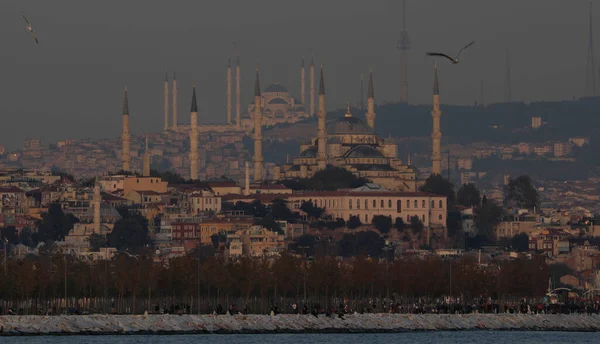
[[22, 15, 39, 44], [426, 41, 475, 64]]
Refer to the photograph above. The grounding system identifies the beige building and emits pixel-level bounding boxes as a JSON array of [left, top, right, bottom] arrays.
[[531, 116, 542, 129], [100, 175, 168, 195], [227, 225, 285, 257]]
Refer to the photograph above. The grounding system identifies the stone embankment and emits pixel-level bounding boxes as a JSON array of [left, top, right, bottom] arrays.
[[1, 313, 600, 335]]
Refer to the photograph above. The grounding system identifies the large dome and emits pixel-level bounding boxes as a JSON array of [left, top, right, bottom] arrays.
[[299, 146, 318, 158], [264, 83, 288, 93], [344, 145, 384, 158], [268, 98, 288, 105], [326, 116, 373, 135]]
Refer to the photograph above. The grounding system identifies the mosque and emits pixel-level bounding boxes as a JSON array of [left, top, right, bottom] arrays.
[[240, 81, 309, 129]]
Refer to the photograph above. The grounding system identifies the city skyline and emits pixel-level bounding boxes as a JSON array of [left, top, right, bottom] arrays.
[[0, 0, 596, 149]]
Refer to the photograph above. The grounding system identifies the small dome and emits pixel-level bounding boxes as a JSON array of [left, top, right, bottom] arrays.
[[299, 146, 318, 158], [264, 83, 288, 93], [344, 145, 384, 158], [327, 116, 373, 135], [268, 98, 288, 105]]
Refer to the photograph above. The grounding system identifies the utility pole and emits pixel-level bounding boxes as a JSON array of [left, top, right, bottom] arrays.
[[397, 0, 411, 103]]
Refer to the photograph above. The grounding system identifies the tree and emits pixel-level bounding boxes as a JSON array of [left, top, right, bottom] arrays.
[[337, 231, 385, 257], [35, 203, 78, 244], [419, 174, 456, 208], [300, 200, 324, 221], [410, 216, 424, 236], [347, 216, 362, 230], [271, 198, 296, 221], [88, 233, 107, 252], [372, 215, 392, 234], [457, 183, 481, 208], [510, 233, 529, 252], [282, 166, 369, 191], [107, 214, 151, 253], [504, 175, 539, 210], [475, 195, 503, 239], [394, 217, 406, 231], [230, 200, 267, 218]]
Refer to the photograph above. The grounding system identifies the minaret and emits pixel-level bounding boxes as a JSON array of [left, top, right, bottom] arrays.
[[189, 84, 199, 180], [121, 87, 131, 171], [143, 134, 151, 177], [360, 74, 365, 109], [366, 69, 376, 130], [317, 64, 327, 170], [93, 177, 101, 234], [172, 72, 178, 131], [300, 57, 306, 105], [309, 56, 315, 116], [236, 53, 241, 129], [227, 58, 232, 125], [253, 68, 263, 181], [164, 71, 169, 131], [431, 64, 443, 175]]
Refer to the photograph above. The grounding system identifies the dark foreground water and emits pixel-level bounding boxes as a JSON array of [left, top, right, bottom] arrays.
[[2, 332, 600, 344]]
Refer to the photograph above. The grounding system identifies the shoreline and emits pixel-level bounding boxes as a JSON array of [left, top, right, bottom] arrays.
[[1, 314, 600, 336]]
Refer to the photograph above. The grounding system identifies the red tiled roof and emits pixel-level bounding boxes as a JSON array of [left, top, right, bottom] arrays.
[[250, 184, 288, 190], [0, 186, 25, 193]]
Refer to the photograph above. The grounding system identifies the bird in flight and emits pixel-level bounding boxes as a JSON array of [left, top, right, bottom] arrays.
[[426, 41, 475, 64], [22, 15, 39, 44]]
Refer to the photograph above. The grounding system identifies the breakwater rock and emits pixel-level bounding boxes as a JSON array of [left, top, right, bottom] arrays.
[[1, 313, 600, 335]]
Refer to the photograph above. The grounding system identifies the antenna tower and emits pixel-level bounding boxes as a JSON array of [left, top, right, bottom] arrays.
[[586, 2, 596, 97], [397, 0, 411, 104]]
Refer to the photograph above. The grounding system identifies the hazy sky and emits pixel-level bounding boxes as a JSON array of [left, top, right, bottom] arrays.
[[0, 0, 595, 149]]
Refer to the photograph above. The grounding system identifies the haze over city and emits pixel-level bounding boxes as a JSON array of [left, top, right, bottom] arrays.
[[0, 0, 596, 149]]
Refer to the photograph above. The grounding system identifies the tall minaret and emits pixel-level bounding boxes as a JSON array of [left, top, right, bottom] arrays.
[[300, 57, 306, 105], [309, 56, 315, 116], [164, 71, 169, 131], [360, 74, 365, 110], [93, 177, 101, 234], [253, 68, 263, 181], [317, 64, 327, 170], [121, 87, 131, 171], [189, 84, 199, 180], [172, 72, 178, 131], [366, 69, 376, 130], [143, 134, 151, 177], [235, 53, 241, 129], [431, 64, 442, 175], [227, 57, 232, 125]]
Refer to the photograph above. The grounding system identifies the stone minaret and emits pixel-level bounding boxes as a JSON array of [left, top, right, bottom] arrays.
[[309, 56, 315, 116], [253, 68, 263, 181], [143, 134, 151, 177], [317, 64, 327, 170], [189, 84, 199, 180], [366, 69, 376, 130], [172, 72, 178, 131], [300, 57, 306, 105], [164, 71, 169, 131], [121, 87, 131, 171], [93, 177, 101, 234], [236, 53, 241, 129], [431, 63, 442, 175], [227, 58, 232, 125]]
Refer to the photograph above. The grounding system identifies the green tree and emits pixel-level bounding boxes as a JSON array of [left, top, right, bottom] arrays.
[[35, 203, 78, 244], [88, 233, 107, 252], [271, 198, 296, 221], [347, 216, 362, 230], [107, 214, 151, 253], [475, 195, 503, 239], [300, 200, 324, 221], [457, 183, 481, 208], [410, 216, 424, 236], [394, 217, 406, 231], [419, 174, 456, 208], [504, 175, 539, 210], [282, 166, 369, 191], [372, 215, 392, 234]]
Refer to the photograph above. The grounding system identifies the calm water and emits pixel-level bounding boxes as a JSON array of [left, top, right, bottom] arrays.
[[2, 332, 600, 344]]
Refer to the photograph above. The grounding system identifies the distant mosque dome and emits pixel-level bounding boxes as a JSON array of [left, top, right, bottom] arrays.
[[264, 83, 288, 93], [327, 116, 373, 135], [299, 146, 318, 158], [268, 98, 288, 105], [344, 145, 384, 158]]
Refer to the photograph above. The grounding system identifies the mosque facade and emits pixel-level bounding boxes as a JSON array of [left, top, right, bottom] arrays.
[[240, 82, 309, 129]]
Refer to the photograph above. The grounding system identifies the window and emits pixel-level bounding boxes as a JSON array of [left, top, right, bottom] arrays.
[[388, 200, 392, 208], [414, 200, 418, 208], [407, 200, 410, 208], [349, 199, 353, 209], [439, 214, 443, 220], [365, 199, 368, 209], [422, 214, 425, 222], [365, 214, 368, 223], [431, 200, 435, 208], [373, 200, 377, 208], [439, 200, 443, 208], [396, 200, 402, 213], [357, 199, 360, 209], [422, 200, 426, 208]]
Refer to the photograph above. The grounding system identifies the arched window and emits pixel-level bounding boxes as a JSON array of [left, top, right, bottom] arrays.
[[439, 214, 443, 220], [422, 200, 426, 208], [414, 200, 418, 208], [406, 200, 410, 208], [365, 214, 368, 223], [388, 200, 392, 208], [396, 200, 401, 213], [439, 200, 443, 208], [431, 200, 435, 208], [365, 199, 368, 209], [349, 199, 353, 209], [357, 199, 360, 209], [422, 214, 425, 222], [373, 200, 377, 208], [381, 200, 384, 208]]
